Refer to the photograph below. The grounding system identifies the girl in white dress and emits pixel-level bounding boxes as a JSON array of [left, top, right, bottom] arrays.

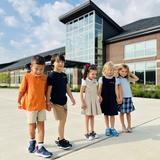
[[80, 64, 102, 140]]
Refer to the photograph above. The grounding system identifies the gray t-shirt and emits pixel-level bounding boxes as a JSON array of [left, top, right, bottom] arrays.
[[116, 77, 132, 98]]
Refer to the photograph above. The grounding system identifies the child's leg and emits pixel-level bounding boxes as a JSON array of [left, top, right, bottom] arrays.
[[36, 121, 52, 157], [58, 116, 67, 140], [90, 115, 94, 132], [85, 115, 90, 134], [120, 112, 126, 130], [29, 123, 36, 139], [104, 115, 109, 128], [28, 123, 36, 153], [126, 113, 131, 129], [37, 121, 44, 143], [110, 116, 115, 128]]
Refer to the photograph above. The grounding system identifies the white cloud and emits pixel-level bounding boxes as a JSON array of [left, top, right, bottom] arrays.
[[0, 46, 17, 63], [4, 16, 18, 27], [0, 8, 5, 17], [10, 37, 32, 48], [0, 32, 4, 39], [8, 0, 39, 22], [91, 0, 160, 25], [31, 1, 74, 51]]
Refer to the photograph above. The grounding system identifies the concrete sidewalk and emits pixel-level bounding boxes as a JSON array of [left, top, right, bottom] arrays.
[[0, 88, 160, 160]]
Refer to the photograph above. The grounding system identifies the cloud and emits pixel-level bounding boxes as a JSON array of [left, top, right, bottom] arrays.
[[91, 0, 160, 25], [0, 8, 5, 17], [31, 1, 74, 51], [10, 37, 32, 48], [0, 32, 4, 39], [8, 0, 39, 22], [0, 46, 17, 63], [4, 16, 18, 27]]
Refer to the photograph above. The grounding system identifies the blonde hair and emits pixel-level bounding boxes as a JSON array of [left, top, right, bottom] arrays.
[[102, 61, 114, 75], [118, 64, 130, 78]]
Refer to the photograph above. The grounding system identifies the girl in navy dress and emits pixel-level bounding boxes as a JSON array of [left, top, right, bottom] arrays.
[[98, 61, 121, 136]]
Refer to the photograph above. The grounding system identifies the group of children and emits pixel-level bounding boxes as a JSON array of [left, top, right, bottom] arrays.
[[18, 54, 138, 158], [80, 61, 139, 141]]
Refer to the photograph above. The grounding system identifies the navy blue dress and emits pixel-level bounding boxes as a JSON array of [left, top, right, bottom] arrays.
[[101, 76, 118, 116]]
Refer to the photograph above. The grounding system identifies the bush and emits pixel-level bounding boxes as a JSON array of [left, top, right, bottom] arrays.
[[131, 84, 160, 99]]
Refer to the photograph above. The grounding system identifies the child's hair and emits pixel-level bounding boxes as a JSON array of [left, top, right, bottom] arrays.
[[83, 64, 97, 80], [31, 55, 45, 65], [118, 64, 130, 78], [51, 54, 65, 67], [102, 61, 114, 75]]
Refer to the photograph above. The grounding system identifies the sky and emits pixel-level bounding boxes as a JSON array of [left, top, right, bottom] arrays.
[[0, 0, 160, 64]]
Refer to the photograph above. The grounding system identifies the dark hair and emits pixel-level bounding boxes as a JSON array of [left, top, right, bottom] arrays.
[[83, 64, 97, 80], [51, 54, 65, 67], [31, 55, 45, 65]]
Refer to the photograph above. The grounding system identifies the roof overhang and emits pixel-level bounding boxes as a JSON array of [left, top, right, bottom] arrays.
[[106, 25, 160, 44], [59, 0, 123, 32]]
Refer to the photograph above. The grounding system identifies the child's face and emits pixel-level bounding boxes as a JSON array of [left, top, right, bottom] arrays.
[[119, 68, 128, 77], [87, 70, 97, 80], [31, 63, 45, 75], [53, 59, 64, 72], [104, 67, 114, 77]]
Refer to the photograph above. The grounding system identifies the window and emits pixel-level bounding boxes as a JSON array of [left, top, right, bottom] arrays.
[[145, 61, 156, 84], [145, 40, 156, 56], [135, 42, 145, 58], [125, 44, 134, 59], [127, 61, 156, 85], [135, 62, 145, 84], [66, 11, 95, 64], [124, 39, 157, 59]]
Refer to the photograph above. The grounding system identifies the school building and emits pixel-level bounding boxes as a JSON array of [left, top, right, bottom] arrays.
[[0, 0, 160, 87]]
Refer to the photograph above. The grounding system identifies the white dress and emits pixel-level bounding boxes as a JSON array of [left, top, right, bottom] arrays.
[[81, 78, 102, 115]]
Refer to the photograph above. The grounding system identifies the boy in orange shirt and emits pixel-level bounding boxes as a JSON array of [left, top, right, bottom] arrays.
[[18, 55, 52, 158]]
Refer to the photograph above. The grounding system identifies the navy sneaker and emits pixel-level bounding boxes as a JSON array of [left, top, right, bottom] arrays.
[[57, 139, 72, 150], [110, 128, 119, 137], [90, 131, 99, 139], [28, 140, 36, 153], [84, 133, 90, 140], [35, 146, 53, 158], [55, 137, 70, 145]]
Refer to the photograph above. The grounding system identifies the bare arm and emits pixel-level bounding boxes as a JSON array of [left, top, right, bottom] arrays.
[[98, 83, 103, 103], [46, 86, 52, 111], [129, 72, 139, 82], [80, 86, 87, 108], [17, 92, 25, 109], [115, 84, 123, 104], [66, 84, 76, 105]]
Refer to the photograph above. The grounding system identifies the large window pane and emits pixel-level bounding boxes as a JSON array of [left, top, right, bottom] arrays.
[[145, 39, 157, 56], [66, 12, 95, 64], [146, 70, 155, 84], [125, 44, 134, 59], [135, 62, 145, 84], [145, 61, 156, 84], [124, 39, 157, 59], [135, 42, 145, 58]]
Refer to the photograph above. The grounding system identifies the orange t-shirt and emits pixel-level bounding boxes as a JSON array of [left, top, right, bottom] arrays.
[[19, 73, 47, 111]]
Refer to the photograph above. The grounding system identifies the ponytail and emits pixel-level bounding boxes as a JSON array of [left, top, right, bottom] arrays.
[[83, 64, 97, 80]]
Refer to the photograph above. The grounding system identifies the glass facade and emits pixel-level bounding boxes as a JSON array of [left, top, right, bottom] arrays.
[[125, 39, 157, 59], [95, 14, 103, 75], [66, 11, 103, 66], [66, 11, 95, 64], [127, 61, 157, 85]]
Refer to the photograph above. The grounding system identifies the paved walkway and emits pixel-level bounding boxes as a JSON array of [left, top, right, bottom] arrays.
[[0, 88, 160, 160]]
